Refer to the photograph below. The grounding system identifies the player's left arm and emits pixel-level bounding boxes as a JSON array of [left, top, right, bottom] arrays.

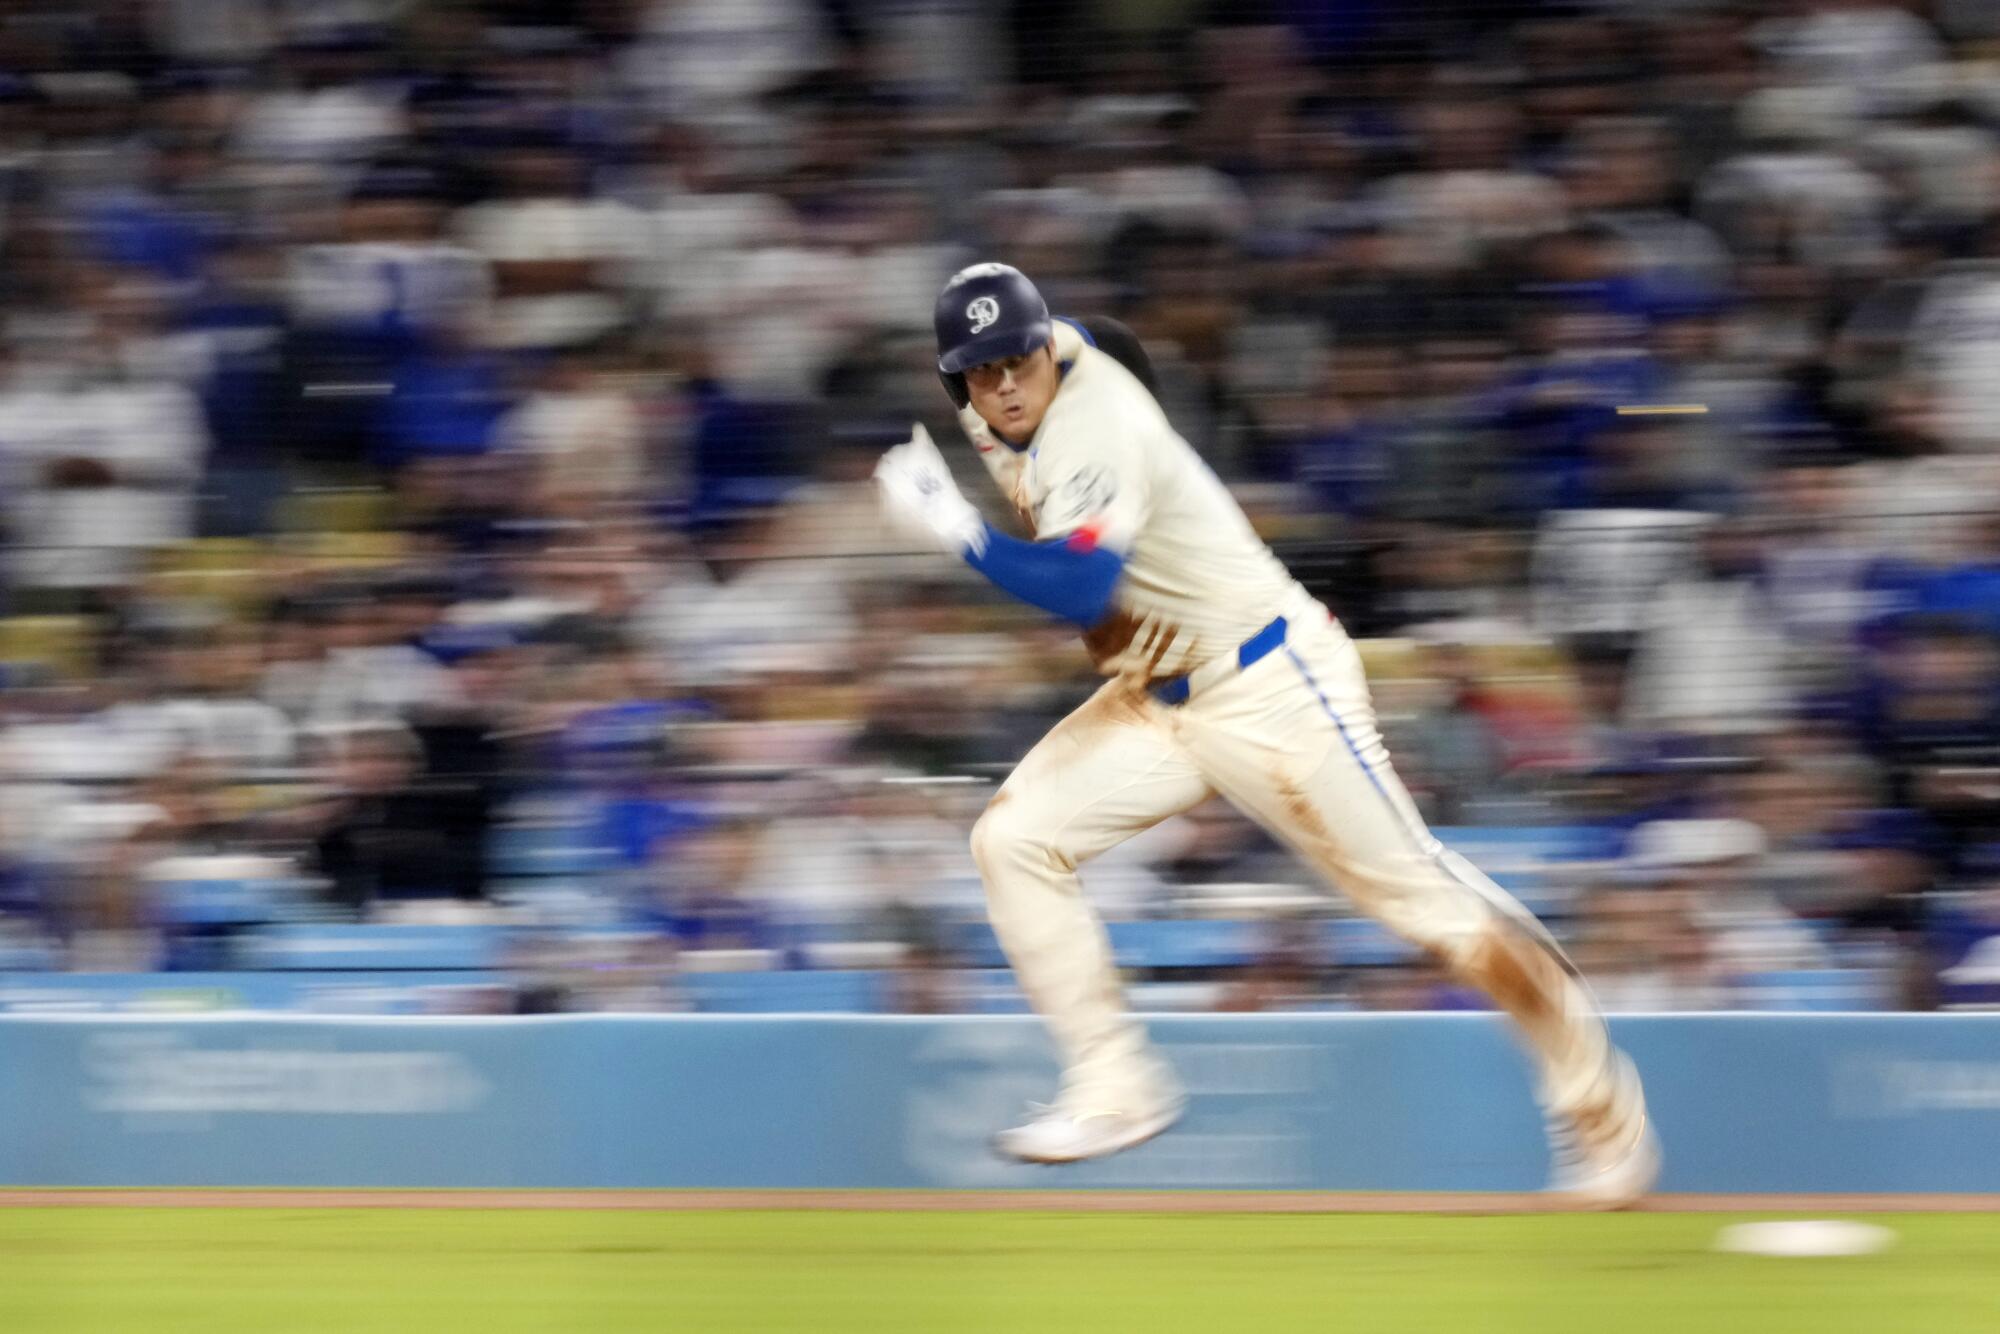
[[969, 440, 1149, 625], [964, 526, 1125, 628], [875, 426, 1143, 629]]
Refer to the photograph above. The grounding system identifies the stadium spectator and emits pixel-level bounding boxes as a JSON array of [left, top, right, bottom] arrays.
[[304, 722, 478, 917]]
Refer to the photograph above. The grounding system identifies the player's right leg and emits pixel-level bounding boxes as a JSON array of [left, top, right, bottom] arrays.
[[970, 678, 1213, 1163]]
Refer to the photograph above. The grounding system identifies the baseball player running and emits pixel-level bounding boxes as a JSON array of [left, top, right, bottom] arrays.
[[874, 263, 1659, 1207]]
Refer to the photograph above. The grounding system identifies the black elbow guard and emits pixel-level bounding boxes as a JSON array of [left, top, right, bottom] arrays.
[[1077, 316, 1158, 394]]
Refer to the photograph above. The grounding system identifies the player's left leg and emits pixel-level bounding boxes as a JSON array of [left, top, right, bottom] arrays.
[[1174, 614, 1657, 1207]]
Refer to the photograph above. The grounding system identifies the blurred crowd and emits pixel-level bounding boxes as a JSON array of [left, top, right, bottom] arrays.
[[3, 0, 2000, 1012]]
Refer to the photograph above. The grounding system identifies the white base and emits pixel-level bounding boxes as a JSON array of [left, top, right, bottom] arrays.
[[1714, 1221, 1897, 1257]]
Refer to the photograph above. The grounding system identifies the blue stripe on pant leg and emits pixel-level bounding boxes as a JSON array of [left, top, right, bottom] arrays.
[[1282, 645, 1619, 1131], [1281, 644, 1581, 975], [1280, 644, 1436, 855]]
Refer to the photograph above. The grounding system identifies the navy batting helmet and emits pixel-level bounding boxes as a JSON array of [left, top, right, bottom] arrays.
[[934, 263, 1051, 407]]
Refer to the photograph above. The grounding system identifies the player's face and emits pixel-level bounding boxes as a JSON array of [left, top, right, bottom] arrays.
[[965, 341, 1059, 440]]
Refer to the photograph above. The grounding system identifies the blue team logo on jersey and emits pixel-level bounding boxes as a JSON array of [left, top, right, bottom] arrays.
[[967, 296, 1001, 333]]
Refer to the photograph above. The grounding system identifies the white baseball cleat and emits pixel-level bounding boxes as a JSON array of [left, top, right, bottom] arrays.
[[1548, 1113, 1661, 1211], [1546, 1055, 1661, 1210], [993, 1096, 1186, 1165]]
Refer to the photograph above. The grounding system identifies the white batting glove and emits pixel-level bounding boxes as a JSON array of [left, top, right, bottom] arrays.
[[874, 423, 988, 558]]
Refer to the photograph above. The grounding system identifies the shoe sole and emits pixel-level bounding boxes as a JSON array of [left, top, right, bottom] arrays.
[[993, 1104, 1186, 1165]]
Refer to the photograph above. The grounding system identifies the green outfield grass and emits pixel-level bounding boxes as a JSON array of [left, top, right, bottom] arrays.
[[4, 1207, 1998, 1334]]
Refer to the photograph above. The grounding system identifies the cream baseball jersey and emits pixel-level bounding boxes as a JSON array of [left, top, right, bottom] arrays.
[[961, 319, 1303, 679], [909, 267, 1649, 1193]]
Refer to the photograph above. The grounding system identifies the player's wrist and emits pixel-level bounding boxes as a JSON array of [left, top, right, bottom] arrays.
[[941, 504, 989, 559]]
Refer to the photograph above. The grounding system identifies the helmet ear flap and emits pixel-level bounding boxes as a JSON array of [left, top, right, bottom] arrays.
[[939, 369, 970, 409]]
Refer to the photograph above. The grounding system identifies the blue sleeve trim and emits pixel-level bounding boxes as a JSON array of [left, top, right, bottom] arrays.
[[965, 525, 1122, 628]]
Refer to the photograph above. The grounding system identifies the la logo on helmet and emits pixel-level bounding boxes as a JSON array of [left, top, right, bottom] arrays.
[[967, 296, 1000, 332]]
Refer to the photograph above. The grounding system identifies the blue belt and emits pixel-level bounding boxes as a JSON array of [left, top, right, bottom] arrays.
[[1150, 616, 1288, 706]]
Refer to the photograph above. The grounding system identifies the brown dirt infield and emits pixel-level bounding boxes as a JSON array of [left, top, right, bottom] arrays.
[[0, 1190, 1992, 1213]]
